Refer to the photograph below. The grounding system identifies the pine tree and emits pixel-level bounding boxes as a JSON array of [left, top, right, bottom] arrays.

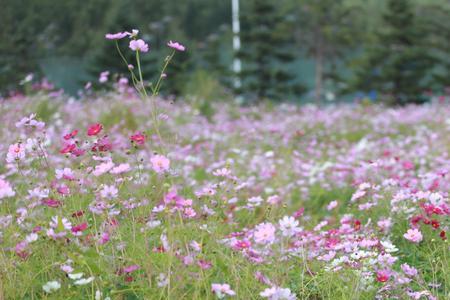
[[200, 28, 233, 89], [418, 4, 450, 90], [291, 0, 363, 104], [237, 0, 303, 102], [350, 0, 435, 105]]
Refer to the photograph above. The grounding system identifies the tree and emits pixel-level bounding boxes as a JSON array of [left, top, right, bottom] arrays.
[[349, 0, 435, 105], [289, 0, 363, 103], [237, 0, 304, 102], [417, 4, 450, 90]]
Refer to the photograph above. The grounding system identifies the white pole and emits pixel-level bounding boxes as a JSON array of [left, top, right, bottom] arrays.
[[231, 0, 241, 89]]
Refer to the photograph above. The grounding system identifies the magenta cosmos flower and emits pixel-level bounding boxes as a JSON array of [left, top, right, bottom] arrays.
[[167, 40, 186, 52], [129, 39, 149, 52], [105, 32, 128, 40]]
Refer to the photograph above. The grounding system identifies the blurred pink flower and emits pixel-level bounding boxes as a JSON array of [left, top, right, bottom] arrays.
[[167, 40, 186, 52], [105, 32, 128, 40], [211, 283, 235, 298], [99, 71, 109, 83], [129, 39, 149, 52], [6, 143, 26, 163], [0, 178, 15, 199], [404, 228, 423, 243], [123, 265, 140, 273], [401, 263, 418, 277], [151, 155, 170, 173], [254, 222, 276, 244]]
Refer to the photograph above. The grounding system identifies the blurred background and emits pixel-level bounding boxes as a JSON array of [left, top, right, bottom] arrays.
[[0, 0, 449, 104]]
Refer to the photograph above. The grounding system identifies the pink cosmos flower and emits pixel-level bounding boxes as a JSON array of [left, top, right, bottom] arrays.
[[401, 263, 418, 277], [100, 185, 118, 199], [184, 207, 197, 218], [377, 218, 392, 231], [55, 168, 75, 180], [123, 265, 140, 273], [93, 161, 115, 176], [327, 200, 338, 211], [182, 255, 194, 266], [151, 155, 170, 173], [15, 241, 29, 259], [15, 113, 45, 129], [267, 195, 281, 205], [129, 39, 149, 52], [6, 143, 26, 163], [105, 32, 128, 40], [254, 222, 276, 244], [98, 232, 110, 245], [110, 163, 132, 174], [61, 265, 74, 273], [260, 287, 296, 300], [211, 283, 235, 298], [404, 228, 423, 243], [197, 259, 212, 270], [98, 71, 109, 83], [0, 178, 15, 199], [167, 40, 186, 52]]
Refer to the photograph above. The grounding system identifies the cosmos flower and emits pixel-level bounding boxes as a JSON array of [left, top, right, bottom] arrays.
[[129, 39, 149, 52], [87, 123, 103, 136], [73, 277, 95, 285], [151, 155, 170, 173], [327, 200, 338, 211], [98, 71, 109, 83], [130, 131, 146, 145], [404, 228, 423, 243], [211, 283, 236, 298], [42, 281, 61, 293], [0, 178, 15, 199], [254, 222, 276, 244], [278, 216, 300, 237], [100, 185, 118, 199], [123, 265, 140, 273], [105, 32, 128, 40], [401, 263, 418, 277], [260, 286, 296, 300], [110, 163, 132, 174], [6, 143, 26, 163], [376, 270, 391, 283], [167, 40, 186, 52]]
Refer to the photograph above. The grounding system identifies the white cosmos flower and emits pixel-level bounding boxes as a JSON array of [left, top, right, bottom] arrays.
[[74, 276, 95, 285], [381, 240, 399, 252], [68, 273, 84, 280], [42, 281, 61, 293], [278, 216, 300, 237]]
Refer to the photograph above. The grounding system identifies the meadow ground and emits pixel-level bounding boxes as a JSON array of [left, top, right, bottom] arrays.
[[0, 91, 449, 299]]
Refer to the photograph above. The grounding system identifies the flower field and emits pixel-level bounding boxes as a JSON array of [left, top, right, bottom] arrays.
[[0, 91, 449, 299]]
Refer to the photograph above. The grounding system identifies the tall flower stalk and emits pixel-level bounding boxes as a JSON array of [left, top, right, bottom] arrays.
[[106, 30, 185, 150]]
